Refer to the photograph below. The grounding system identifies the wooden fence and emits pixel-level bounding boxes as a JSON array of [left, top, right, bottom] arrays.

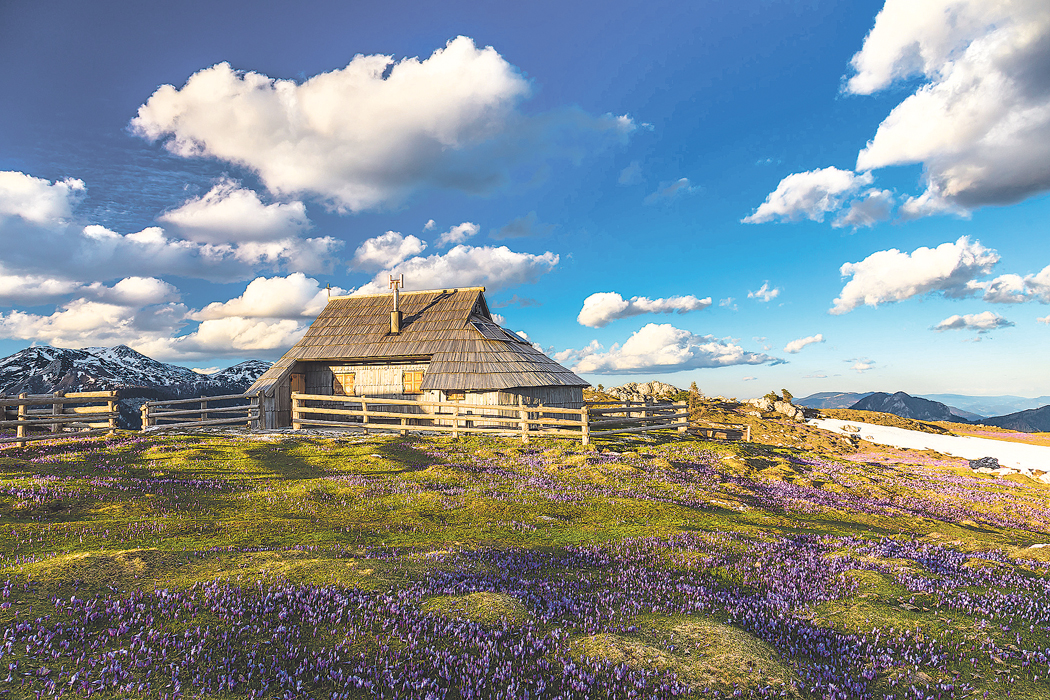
[[141, 392, 261, 431], [0, 391, 119, 447], [691, 423, 752, 442], [290, 394, 689, 444]]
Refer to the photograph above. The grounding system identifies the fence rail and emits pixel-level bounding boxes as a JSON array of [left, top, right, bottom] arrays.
[[691, 423, 752, 442], [291, 393, 688, 444], [142, 392, 261, 431], [0, 391, 119, 447]]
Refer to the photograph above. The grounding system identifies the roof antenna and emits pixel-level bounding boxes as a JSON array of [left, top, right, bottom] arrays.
[[389, 274, 404, 334]]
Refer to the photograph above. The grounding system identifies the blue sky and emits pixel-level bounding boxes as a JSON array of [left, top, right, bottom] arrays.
[[1, 0, 1048, 397]]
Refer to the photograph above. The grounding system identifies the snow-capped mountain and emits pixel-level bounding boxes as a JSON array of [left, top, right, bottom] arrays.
[[0, 345, 272, 428], [207, 360, 273, 386]]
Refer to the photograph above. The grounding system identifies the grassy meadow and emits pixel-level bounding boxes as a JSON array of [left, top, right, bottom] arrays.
[[2, 415, 1050, 699]]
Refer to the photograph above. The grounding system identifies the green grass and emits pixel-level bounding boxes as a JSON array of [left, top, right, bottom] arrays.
[[2, 428, 1050, 698]]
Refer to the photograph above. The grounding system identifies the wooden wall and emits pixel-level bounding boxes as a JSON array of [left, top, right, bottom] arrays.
[[265, 358, 584, 429], [262, 371, 294, 429], [328, 361, 430, 399]]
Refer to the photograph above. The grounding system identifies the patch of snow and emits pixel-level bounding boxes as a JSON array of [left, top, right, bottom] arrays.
[[812, 418, 1050, 471]]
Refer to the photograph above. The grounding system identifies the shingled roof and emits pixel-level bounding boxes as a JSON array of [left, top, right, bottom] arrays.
[[249, 287, 588, 394]]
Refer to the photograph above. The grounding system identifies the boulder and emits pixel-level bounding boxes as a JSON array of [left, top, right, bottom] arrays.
[[746, 397, 773, 412], [968, 456, 1000, 470]]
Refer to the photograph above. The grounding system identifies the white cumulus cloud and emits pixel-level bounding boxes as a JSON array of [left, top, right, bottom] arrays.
[[559, 323, 779, 375], [349, 231, 427, 272], [576, 292, 712, 328], [833, 189, 895, 229], [0, 273, 345, 361], [831, 236, 999, 314], [355, 244, 558, 295], [192, 273, 343, 320], [0, 269, 86, 306], [140, 317, 308, 360], [972, 265, 1050, 304], [131, 37, 633, 212], [0, 171, 85, 225], [784, 334, 825, 353], [436, 222, 480, 247], [850, 359, 876, 373], [748, 282, 780, 302], [746, 1, 1050, 223], [743, 167, 873, 223], [850, 0, 1050, 210], [0, 297, 188, 350], [0, 171, 341, 283], [932, 311, 1014, 332], [158, 179, 310, 244]]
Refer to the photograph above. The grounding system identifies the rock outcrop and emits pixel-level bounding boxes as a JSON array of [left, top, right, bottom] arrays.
[[605, 381, 682, 402], [744, 397, 817, 422]]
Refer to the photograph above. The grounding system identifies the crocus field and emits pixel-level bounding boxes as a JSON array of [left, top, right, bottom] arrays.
[[2, 427, 1050, 699]]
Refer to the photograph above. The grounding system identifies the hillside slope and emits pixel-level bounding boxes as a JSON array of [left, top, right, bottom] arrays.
[[2, 430, 1050, 699]]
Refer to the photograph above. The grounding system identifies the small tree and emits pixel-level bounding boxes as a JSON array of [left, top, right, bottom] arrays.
[[688, 381, 701, 412], [597, 383, 604, 393], [764, 390, 779, 404], [781, 388, 793, 404]]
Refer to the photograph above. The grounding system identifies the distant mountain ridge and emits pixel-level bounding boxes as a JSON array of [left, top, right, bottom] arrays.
[[918, 394, 1050, 418], [980, 405, 1050, 433], [848, 392, 968, 423], [795, 392, 874, 409], [0, 345, 271, 428], [800, 388, 1050, 432]]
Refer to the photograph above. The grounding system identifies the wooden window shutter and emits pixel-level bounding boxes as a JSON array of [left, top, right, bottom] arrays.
[[333, 372, 355, 396], [403, 370, 424, 395], [290, 373, 306, 395], [446, 390, 465, 402]]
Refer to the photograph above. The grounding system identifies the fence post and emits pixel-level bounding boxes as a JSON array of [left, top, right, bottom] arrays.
[[745, 425, 751, 442], [140, 402, 151, 430], [248, 391, 259, 430], [452, 403, 459, 440], [580, 405, 589, 446], [107, 391, 117, 436], [291, 394, 301, 431], [16, 393, 27, 447], [201, 397, 208, 423], [52, 391, 63, 434], [677, 400, 688, 434], [518, 395, 529, 444], [361, 399, 369, 435]]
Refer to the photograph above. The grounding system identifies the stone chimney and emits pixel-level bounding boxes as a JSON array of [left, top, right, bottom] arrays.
[[389, 274, 404, 334]]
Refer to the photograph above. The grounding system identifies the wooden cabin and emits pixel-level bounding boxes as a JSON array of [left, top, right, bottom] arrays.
[[248, 286, 589, 428]]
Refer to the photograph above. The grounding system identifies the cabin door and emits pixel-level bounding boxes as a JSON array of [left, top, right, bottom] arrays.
[[289, 373, 306, 395]]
